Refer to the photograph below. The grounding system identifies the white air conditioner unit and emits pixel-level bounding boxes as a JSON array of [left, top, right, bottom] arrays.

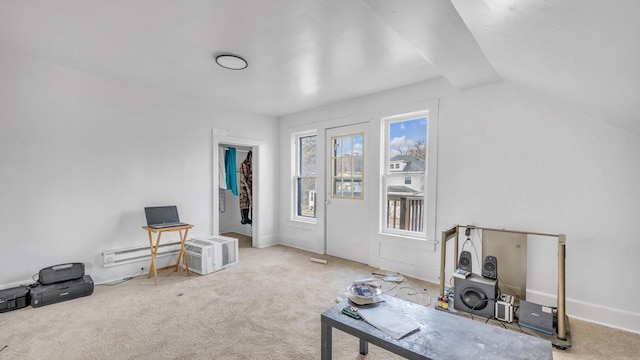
[[183, 235, 239, 275], [184, 239, 216, 275], [210, 236, 239, 271]]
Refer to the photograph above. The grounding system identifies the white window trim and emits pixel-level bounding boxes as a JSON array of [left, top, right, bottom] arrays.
[[329, 132, 365, 200], [379, 100, 439, 242], [292, 130, 318, 224]]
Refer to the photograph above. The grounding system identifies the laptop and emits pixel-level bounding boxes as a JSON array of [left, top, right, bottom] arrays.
[[144, 206, 189, 229], [518, 300, 555, 335]]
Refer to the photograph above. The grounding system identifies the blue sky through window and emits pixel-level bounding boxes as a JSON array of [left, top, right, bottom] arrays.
[[389, 117, 427, 158]]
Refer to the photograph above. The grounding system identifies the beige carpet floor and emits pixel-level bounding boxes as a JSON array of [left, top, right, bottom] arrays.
[[1, 232, 638, 359]]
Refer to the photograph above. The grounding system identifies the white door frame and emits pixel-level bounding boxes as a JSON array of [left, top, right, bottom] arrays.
[[212, 131, 261, 248], [324, 121, 371, 264]]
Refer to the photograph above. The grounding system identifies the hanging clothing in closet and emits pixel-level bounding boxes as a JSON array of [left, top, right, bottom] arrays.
[[239, 150, 253, 224], [225, 147, 238, 196], [219, 146, 227, 190]]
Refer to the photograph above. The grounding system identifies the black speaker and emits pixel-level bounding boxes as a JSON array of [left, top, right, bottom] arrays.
[[458, 251, 472, 272], [454, 274, 498, 318], [482, 255, 498, 280]]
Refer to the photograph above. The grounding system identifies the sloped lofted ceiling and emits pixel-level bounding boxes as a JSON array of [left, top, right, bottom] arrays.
[[452, 0, 640, 136], [0, 0, 638, 135]]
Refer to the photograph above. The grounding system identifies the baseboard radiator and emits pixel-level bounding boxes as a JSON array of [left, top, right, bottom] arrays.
[[102, 242, 182, 267]]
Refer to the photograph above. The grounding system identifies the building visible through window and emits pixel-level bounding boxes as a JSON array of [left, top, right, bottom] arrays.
[[295, 134, 317, 219], [383, 114, 427, 235], [330, 133, 364, 199]]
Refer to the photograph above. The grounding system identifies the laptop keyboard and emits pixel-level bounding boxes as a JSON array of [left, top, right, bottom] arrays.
[[149, 222, 187, 229]]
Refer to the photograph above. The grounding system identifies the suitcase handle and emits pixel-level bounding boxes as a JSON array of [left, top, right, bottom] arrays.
[[51, 263, 74, 271], [38, 263, 85, 285]]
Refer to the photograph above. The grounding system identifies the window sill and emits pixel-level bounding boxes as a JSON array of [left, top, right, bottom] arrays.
[[379, 231, 437, 244], [289, 218, 318, 229]]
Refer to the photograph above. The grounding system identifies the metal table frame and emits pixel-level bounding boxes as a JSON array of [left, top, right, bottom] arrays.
[[439, 225, 570, 347], [321, 295, 552, 359]]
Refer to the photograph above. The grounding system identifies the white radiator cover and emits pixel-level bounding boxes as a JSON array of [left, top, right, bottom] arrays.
[[102, 241, 182, 267], [102, 235, 239, 269]]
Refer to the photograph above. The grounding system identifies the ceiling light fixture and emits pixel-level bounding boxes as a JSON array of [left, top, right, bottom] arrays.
[[215, 54, 248, 70]]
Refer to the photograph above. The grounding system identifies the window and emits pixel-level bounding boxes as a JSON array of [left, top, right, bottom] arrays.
[[330, 133, 364, 199], [294, 133, 317, 220], [383, 112, 428, 237]]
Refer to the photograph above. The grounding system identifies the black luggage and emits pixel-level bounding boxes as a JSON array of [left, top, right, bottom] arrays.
[[38, 263, 85, 285], [0, 286, 30, 313], [30, 275, 94, 308]]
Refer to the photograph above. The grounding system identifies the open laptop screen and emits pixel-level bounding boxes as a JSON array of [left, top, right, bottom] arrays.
[[145, 206, 180, 226]]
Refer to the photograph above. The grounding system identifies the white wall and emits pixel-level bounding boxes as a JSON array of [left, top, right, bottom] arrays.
[[278, 78, 640, 333], [3, 47, 638, 333], [0, 53, 278, 286]]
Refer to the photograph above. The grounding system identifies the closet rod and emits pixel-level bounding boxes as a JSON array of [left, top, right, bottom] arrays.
[[222, 146, 250, 153]]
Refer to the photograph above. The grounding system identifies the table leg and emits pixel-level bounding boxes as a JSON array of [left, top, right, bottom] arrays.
[[147, 231, 154, 279], [321, 322, 332, 360], [182, 228, 190, 275], [153, 233, 163, 283], [174, 228, 190, 276], [147, 230, 161, 285], [359, 338, 368, 355]]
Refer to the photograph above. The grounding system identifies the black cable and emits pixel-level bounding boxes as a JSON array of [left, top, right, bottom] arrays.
[[25, 274, 40, 288], [496, 274, 520, 298], [371, 272, 432, 307], [98, 270, 144, 286], [471, 297, 494, 311], [483, 316, 508, 328], [466, 296, 500, 322], [461, 235, 482, 272], [468, 229, 523, 300]]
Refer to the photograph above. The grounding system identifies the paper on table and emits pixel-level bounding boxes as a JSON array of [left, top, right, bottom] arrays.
[[357, 305, 420, 340]]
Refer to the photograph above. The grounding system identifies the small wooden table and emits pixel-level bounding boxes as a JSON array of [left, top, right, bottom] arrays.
[[142, 225, 193, 285]]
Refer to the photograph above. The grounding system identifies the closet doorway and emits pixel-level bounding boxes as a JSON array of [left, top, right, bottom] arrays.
[[214, 137, 258, 249]]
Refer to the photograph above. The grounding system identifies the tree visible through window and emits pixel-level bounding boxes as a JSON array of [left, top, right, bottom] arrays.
[[384, 114, 427, 235], [295, 134, 317, 219], [331, 133, 364, 199]]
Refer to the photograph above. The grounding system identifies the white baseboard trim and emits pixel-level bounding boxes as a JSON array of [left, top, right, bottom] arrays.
[[527, 289, 640, 335], [255, 234, 279, 249], [278, 243, 323, 255], [564, 297, 640, 335], [0, 279, 35, 290], [278, 235, 323, 254], [94, 271, 146, 286], [231, 223, 252, 237], [1, 270, 143, 291]]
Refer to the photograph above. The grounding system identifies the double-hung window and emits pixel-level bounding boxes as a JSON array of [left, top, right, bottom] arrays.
[[382, 110, 431, 238], [293, 132, 317, 221]]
